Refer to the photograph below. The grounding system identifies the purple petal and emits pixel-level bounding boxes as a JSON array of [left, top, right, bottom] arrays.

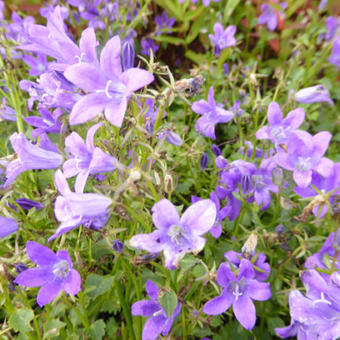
[[247, 280, 271, 301], [207, 87, 216, 107], [217, 262, 237, 285], [255, 126, 270, 140], [142, 315, 167, 340], [64, 63, 106, 92], [203, 289, 233, 315], [129, 231, 164, 253], [69, 93, 107, 125], [86, 122, 104, 151], [14, 268, 54, 287], [151, 199, 180, 231], [131, 300, 160, 316], [26, 241, 57, 265], [0, 216, 18, 238], [104, 97, 127, 128], [122, 68, 154, 95], [312, 131, 332, 159], [63, 269, 81, 295], [267, 102, 283, 126], [75, 170, 90, 193], [79, 27, 98, 64], [284, 108, 305, 129], [238, 259, 255, 279], [36, 280, 63, 307], [100, 35, 122, 78], [315, 157, 334, 178], [54, 169, 71, 196], [180, 199, 216, 236], [233, 295, 256, 330], [191, 100, 211, 115], [65, 132, 89, 158], [293, 170, 312, 188], [146, 280, 159, 301]]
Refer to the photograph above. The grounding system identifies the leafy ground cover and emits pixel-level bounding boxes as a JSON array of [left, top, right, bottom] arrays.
[[0, 0, 340, 339]]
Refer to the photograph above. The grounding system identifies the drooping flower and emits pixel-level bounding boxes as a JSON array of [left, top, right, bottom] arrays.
[[191, 86, 233, 140], [3, 132, 62, 187], [50, 170, 112, 240], [131, 280, 181, 340], [64, 35, 154, 127], [209, 23, 236, 56], [63, 122, 117, 192], [0, 216, 18, 238], [14, 241, 81, 307], [129, 198, 216, 269], [255, 101, 305, 146], [204, 259, 271, 330], [258, 1, 287, 31], [295, 85, 333, 106], [275, 130, 334, 188]]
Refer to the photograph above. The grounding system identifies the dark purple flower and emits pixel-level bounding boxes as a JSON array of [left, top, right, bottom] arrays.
[[230, 100, 244, 117], [112, 239, 124, 253], [329, 36, 340, 69], [64, 35, 154, 127], [209, 23, 236, 56], [155, 11, 175, 36], [50, 170, 112, 240], [0, 216, 18, 238], [3, 133, 62, 187], [14, 241, 81, 307], [255, 101, 305, 146], [295, 85, 333, 106], [212, 144, 222, 156], [15, 198, 43, 211], [129, 199, 216, 269], [204, 259, 271, 330], [15, 262, 28, 274], [141, 38, 159, 56], [275, 130, 334, 188], [131, 280, 181, 340], [200, 153, 208, 170], [63, 122, 117, 192], [191, 86, 233, 140]]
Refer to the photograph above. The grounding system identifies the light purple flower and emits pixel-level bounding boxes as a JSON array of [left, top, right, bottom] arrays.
[[3, 133, 62, 187], [64, 35, 154, 127], [191, 86, 233, 140], [329, 36, 340, 69], [204, 259, 271, 330], [295, 85, 333, 106], [50, 169, 112, 240], [325, 17, 338, 40], [0, 216, 18, 238], [131, 280, 181, 340], [209, 23, 236, 56], [255, 101, 305, 145], [63, 122, 117, 192], [14, 241, 81, 307], [129, 198, 216, 269], [258, 2, 287, 31], [0, 98, 16, 121], [275, 130, 334, 188]]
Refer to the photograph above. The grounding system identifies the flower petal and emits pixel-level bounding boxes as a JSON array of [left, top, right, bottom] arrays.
[[233, 295, 256, 330], [14, 268, 54, 287], [0, 216, 18, 238], [267, 102, 283, 126], [63, 269, 81, 295], [131, 300, 160, 316], [36, 280, 63, 307], [104, 97, 127, 128], [146, 280, 159, 301], [26, 241, 57, 265], [129, 231, 164, 253], [203, 289, 233, 315], [284, 108, 305, 129], [122, 68, 154, 95], [142, 315, 167, 340], [100, 35, 122, 78], [247, 280, 271, 301], [151, 199, 180, 231], [180, 199, 216, 236]]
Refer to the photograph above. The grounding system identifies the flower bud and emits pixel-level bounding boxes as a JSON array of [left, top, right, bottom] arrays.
[[122, 39, 135, 71], [241, 233, 258, 257], [295, 85, 333, 106], [240, 174, 253, 195], [15, 263, 28, 274], [164, 174, 174, 194], [200, 153, 208, 170], [272, 167, 283, 186], [212, 144, 222, 156], [113, 239, 124, 253]]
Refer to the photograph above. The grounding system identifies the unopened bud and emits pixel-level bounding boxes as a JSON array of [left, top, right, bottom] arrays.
[[200, 153, 208, 170], [113, 239, 124, 253], [164, 174, 174, 194], [241, 234, 258, 257], [272, 167, 283, 186], [122, 39, 135, 71]]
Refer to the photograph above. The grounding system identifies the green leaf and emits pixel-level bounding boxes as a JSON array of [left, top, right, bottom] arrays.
[[159, 290, 178, 317], [9, 308, 34, 333], [153, 35, 186, 46], [85, 274, 114, 299], [223, 0, 241, 23], [44, 319, 66, 338], [89, 319, 106, 340]]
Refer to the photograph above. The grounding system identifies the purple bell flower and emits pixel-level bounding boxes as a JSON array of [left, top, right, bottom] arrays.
[[204, 259, 271, 330], [131, 280, 181, 340], [64, 35, 154, 127], [14, 241, 81, 307], [295, 85, 333, 106], [129, 198, 216, 269], [3, 133, 62, 187], [63, 122, 117, 192], [191, 86, 233, 140], [209, 23, 237, 56], [15, 198, 43, 211]]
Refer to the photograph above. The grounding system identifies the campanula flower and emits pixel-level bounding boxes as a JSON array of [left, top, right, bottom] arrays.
[[154, 11, 175, 36], [3, 133, 62, 187], [50, 170, 112, 240], [295, 85, 333, 106], [64, 35, 154, 127], [258, 1, 287, 31], [255, 102, 305, 146], [204, 259, 271, 330], [209, 23, 236, 56], [14, 198, 43, 211], [275, 130, 333, 188], [22, 53, 48, 76], [129, 198, 216, 269], [131, 280, 181, 340], [63, 122, 117, 192], [191, 86, 233, 140], [141, 38, 159, 56], [14, 241, 81, 307], [0, 216, 18, 238]]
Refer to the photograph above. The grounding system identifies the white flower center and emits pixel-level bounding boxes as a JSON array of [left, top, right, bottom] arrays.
[[53, 260, 70, 280]]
